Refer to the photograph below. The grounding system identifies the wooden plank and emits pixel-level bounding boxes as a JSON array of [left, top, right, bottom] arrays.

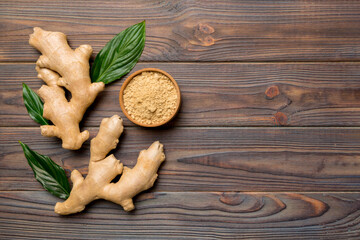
[[2, 0, 360, 62], [0, 191, 359, 239], [1, 127, 360, 192], [2, 62, 360, 127]]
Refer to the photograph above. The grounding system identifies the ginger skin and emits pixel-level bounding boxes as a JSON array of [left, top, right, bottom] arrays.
[[54, 115, 165, 215], [29, 27, 105, 150]]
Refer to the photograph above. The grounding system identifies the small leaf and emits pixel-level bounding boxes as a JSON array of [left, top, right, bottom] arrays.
[[22, 83, 49, 125], [91, 21, 146, 84], [19, 141, 70, 199]]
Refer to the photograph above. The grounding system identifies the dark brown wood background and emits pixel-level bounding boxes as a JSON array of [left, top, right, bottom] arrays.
[[1, 0, 360, 239]]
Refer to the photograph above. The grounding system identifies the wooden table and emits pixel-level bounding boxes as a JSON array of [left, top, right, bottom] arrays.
[[1, 1, 360, 239]]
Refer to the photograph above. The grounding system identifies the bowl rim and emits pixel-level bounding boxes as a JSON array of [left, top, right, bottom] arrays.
[[119, 68, 181, 127]]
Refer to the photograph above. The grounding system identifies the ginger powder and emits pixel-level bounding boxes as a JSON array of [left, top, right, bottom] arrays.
[[123, 71, 178, 126]]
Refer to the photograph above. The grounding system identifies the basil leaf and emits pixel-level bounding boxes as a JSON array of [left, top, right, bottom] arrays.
[[22, 83, 49, 125], [19, 141, 70, 199], [91, 21, 145, 84]]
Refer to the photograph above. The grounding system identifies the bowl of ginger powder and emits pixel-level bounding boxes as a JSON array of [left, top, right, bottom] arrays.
[[119, 68, 181, 127]]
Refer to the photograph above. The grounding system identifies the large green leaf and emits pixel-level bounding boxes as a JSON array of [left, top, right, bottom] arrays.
[[91, 21, 146, 84], [19, 141, 70, 199], [22, 83, 49, 125]]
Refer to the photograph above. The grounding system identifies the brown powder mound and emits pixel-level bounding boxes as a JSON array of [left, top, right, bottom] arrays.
[[123, 71, 178, 125]]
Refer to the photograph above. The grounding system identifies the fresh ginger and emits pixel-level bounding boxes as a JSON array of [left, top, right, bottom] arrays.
[[29, 27, 105, 150], [54, 115, 165, 215]]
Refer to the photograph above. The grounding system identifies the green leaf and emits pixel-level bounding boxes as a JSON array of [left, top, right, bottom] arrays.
[[91, 21, 146, 84], [19, 141, 70, 199], [22, 83, 49, 125]]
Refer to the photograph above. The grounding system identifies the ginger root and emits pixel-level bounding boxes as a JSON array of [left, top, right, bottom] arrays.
[[55, 115, 165, 215], [29, 27, 105, 150]]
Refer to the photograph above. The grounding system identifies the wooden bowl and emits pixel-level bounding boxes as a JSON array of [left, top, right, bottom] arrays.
[[119, 68, 181, 127]]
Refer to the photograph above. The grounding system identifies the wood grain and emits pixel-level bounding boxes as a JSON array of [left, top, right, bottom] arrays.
[[2, 62, 360, 127], [2, 0, 360, 62], [0, 191, 359, 239], [2, 0, 360, 238], [2, 127, 360, 192]]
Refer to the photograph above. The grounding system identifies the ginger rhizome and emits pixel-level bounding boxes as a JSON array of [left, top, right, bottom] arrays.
[[55, 115, 165, 215], [29, 27, 105, 150]]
